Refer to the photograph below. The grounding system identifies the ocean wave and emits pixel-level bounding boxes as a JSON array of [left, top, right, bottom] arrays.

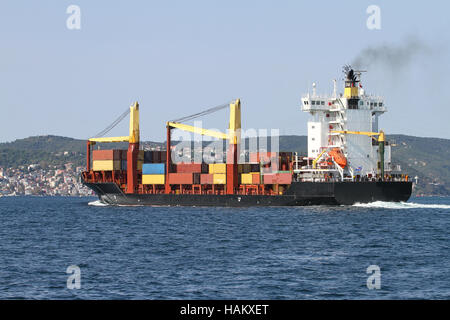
[[353, 201, 450, 210], [88, 200, 109, 207]]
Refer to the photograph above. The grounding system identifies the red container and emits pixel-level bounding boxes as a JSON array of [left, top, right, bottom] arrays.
[[92, 150, 121, 161], [276, 172, 292, 184], [175, 163, 208, 173], [169, 173, 193, 184], [263, 174, 276, 184], [262, 172, 292, 184], [252, 173, 260, 184], [200, 174, 213, 184]]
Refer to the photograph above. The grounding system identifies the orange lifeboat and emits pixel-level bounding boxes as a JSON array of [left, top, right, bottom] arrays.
[[328, 148, 347, 168]]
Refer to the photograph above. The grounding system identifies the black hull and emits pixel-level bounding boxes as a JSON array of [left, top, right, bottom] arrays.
[[82, 181, 413, 207]]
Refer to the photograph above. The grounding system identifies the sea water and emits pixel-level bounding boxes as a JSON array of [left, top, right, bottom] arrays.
[[0, 196, 449, 299]]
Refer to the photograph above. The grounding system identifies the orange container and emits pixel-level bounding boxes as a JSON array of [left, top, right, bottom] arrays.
[[252, 173, 261, 184], [169, 173, 193, 184]]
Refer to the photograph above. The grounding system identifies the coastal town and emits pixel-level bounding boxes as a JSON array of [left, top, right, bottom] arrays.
[[0, 163, 93, 197]]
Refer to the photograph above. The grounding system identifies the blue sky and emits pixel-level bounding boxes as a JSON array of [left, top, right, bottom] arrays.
[[0, 0, 449, 142]]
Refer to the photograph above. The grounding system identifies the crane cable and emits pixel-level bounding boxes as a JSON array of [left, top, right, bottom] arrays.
[[90, 108, 130, 139], [170, 102, 230, 123]]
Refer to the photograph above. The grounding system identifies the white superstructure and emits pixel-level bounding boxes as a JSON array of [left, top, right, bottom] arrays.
[[296, 66, 400, 181]]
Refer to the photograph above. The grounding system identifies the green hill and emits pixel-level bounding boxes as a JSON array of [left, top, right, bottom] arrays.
[[0, 134, 448, 195]]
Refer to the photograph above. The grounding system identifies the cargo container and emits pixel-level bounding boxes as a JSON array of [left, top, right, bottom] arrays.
[[143, 151, 153, 163], [238, 164, 251, 174], [251, 172, 261, 184], [92, 150, 122, 161], [193, 173, 201, 184], [142, 174, 165, 185], [209, 163, 226, 174], [142, 163, 165, 175], [250, 163, 260, 172], [213, 173, 226, 184], [200, 173, 213, 185], [92, 160, 121, 171], [169, 173, 193, 184], [262, 172, 292, 184], [175, 163, 208, 173], [241, 173, 253, 184], [121, 160, 127, 171]]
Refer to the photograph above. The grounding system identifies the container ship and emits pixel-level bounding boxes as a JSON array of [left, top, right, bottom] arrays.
[[81, 66, 412, 206]]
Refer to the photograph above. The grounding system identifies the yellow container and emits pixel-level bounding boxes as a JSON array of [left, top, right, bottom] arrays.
[[142, 174, 165, 185], [92, 160, 121, 171], [241, 173, 253, 184], [209, 163, 226, 174], [213, 173, 226, 184]]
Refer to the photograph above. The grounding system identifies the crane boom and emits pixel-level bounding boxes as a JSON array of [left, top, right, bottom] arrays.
[[331, 130, 385, 142], [88, 136, 130, 143], [167, 122, 229, 141], [89, 102, 140, 144]]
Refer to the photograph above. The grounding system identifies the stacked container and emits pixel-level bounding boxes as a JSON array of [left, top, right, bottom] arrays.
[[142, 163, 165, 184], [262, 172, 292, 184], [92, 150, 121, 171], [168, 162, 208, 185], [209, 163, 226, 185], [241, 172, 261, 185]]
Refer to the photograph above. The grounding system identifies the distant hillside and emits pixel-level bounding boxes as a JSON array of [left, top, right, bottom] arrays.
[[0, 134, 448, 195], [0, 135, 164, 169]]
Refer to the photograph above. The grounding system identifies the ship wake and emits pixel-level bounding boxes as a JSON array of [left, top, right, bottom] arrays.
[[353, 201, 450, 210], [88, 200, 109, 207]]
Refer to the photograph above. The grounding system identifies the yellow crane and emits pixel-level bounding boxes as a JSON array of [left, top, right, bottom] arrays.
[[331, 130, 386, 178], [87, 102, 140, 194], [167, 99, 241, 144], [166, 99, 241, 194], [88, 102, 140, 144]]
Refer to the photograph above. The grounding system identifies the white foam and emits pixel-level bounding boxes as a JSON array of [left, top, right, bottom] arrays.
[[353, 201, 450, 210], [88, 200, 109, 207]]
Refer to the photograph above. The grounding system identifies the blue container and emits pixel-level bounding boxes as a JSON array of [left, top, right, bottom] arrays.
[[142, 163, 165, 175]]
